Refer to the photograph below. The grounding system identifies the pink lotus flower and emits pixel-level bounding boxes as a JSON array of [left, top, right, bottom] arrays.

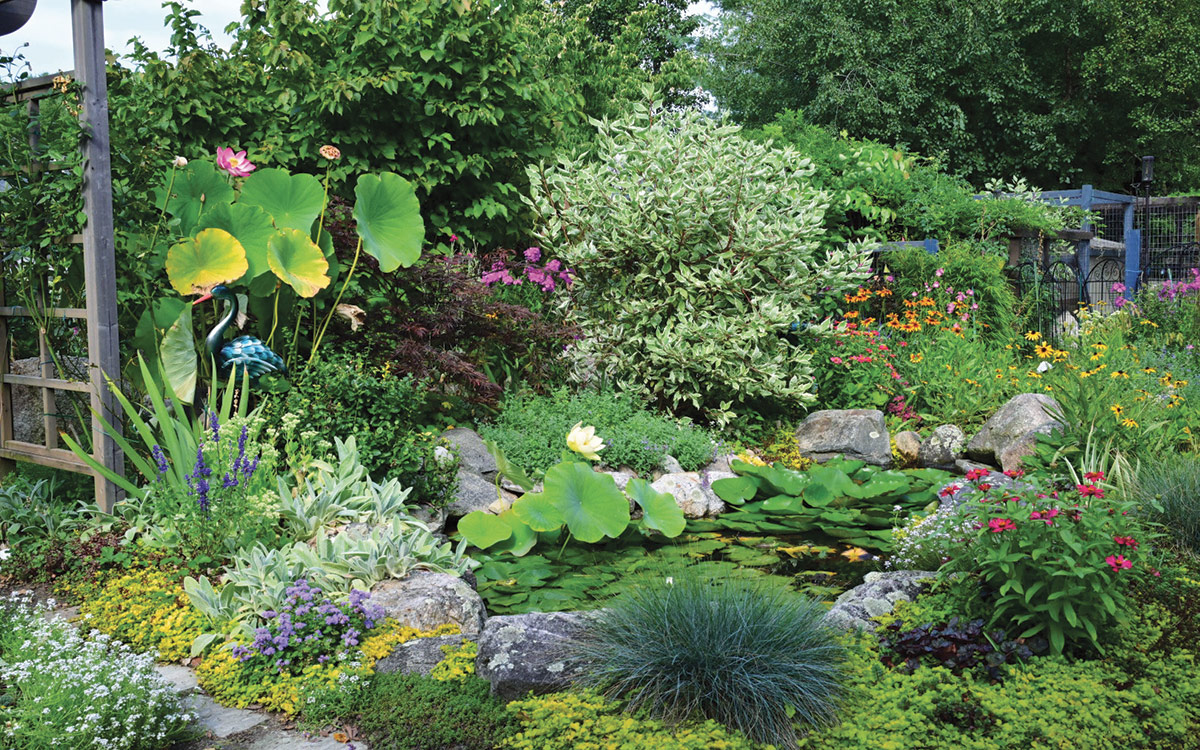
[[216, 146, 256, 177]]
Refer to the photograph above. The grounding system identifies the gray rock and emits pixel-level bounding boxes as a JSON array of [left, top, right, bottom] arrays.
[[966, 394, 1061, 472], [441, 428, 496, 477], [651, 473, 726, 518], [375, 634, 469, 676], [794, 409, 891, 467], [919, 424, 967, 470], [824, 570, 937, 631], [154, 664, 198, 694], [370, 571, 487, 636], [702, 453, 736, 473], [446, 469, 499, 517], [660, 454, 684, 474], [603, 470, 635, 491], [893, 431, 922, 465], [409, 504, 447, 534], [476, 611, 591, 700]]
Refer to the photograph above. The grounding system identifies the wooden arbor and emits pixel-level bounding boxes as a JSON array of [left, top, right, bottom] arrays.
[[0, 0, 123, 510]]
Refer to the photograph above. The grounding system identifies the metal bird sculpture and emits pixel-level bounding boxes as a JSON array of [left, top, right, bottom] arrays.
[[193, 285, 286, 387]]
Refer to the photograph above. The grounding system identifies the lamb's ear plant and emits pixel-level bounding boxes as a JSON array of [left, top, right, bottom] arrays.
[[567, 568, 847, 750]]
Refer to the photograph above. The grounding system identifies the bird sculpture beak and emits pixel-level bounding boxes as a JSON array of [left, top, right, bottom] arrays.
[[193, 292, 214, 305]]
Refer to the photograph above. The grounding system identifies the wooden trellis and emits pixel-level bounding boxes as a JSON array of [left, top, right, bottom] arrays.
[[0, 0, 123, 511]]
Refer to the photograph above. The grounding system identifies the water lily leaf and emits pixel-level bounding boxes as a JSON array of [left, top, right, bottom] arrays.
[[239, 168, 325, 233], [165, 228, 248, 295], [195, 203, 277, 281], [512, 491, 565, 533], [711, 475, 759, 505], [267, 228, 330, 298], [163, 162, 234, 235], [458, 511, 512, 549], [160, 304, 197, 404], [626, 477, 685, 537], [353, 172, 424, 272], [490, 510, 538, 556]]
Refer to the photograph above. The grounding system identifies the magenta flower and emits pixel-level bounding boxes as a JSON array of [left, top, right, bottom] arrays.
[[988, 517, 1016, 533], [524, 247, 542, 263], [1105, 554, 1133, 572], [216, 146, 256, 177]]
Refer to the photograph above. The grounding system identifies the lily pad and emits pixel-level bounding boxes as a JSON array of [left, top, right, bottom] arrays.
[[626, 477, 686, 537], [195, 203, 277, 281], [165, 228, 248, 295], [267, 228, 331, 298], [239, 168, 326, 233], [353, 172, 424, 272]]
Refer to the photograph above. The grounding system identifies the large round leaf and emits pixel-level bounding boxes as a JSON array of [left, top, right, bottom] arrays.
[[540, 461, 630, 543], [166, 228, 248, 295], [195, 203, 277, 281], [267, 228, 330, 298], [160, 304, 197, 404], [163, 162, 235, 236], [512, 491, 565, 533], [490, 510, 538, 556], [239, 168, 326, 233], [353, 172, 424, 272], [625, 477, 686, 537], [458, 511, 512, 549]]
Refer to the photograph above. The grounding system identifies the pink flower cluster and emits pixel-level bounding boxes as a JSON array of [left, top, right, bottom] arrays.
[[481, 248, 574, 292], [1157, 268, 1200, 302]]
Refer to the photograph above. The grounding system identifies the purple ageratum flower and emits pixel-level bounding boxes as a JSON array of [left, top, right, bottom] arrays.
[[342, 628, 360, 647], [524, 246, 542, 263], [151, 444, 169, 475]]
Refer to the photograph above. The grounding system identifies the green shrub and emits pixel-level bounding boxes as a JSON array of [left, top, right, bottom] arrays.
[[303, 673, 514, 750], [569, 569, 845, 749], [527, 99, 868, 425], [480, 388, 716, 475], [1135, 454, 1200, 552], [504, 690, 760, 750], [275, 352, 456, 506]]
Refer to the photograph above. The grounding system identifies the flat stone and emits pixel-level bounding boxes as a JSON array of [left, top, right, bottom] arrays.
[[247, 731, 364, 749], [375, 634, 468, 676], [446, 469, 499, 518], [155, 664, 199, 694], [661, 454, 684, 474], [794, 409, 891, 467], [183, 694, 267, 738], [441, 428, 496, 477], [370, 570, 487, 636]]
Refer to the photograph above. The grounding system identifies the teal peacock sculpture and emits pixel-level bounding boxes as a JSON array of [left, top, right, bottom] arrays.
[[193, 285, 286, 387]]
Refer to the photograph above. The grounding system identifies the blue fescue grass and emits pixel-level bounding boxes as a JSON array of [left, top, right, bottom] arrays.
[[569, 568, 847, 749], [1138, 454, 1200, 552]]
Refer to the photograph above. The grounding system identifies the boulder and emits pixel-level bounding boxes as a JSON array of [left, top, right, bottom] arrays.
[[375, 634, 469, 676], [441, 428, 496, 477], [918, 424, 967, 470], [651, 473, 725, 518], [793, 409, 891, 467], [370, 571, 487, 637], [966, 394, 1061, 472], [446, 470, 499, 518], [475, 611, 591, 700], [824, 570, 938, 631], [660, 454, 684, 474], [702, 453, 737, 474], [893, 431, 922, 465]]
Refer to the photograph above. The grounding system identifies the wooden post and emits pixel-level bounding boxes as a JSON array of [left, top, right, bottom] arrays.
[[72, 0, 123, 511]]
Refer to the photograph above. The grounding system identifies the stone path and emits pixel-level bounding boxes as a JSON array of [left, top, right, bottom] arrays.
[[41, 603, 362, 750]]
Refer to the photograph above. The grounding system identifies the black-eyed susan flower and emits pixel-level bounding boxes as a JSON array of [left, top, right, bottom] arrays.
[[1024, 331, 1041, 341], [1121, 418, 1140, 429], [1034, 342, 1054, 358], [1111, 370, 1129, 379], [1110, 404, 1124, 417]]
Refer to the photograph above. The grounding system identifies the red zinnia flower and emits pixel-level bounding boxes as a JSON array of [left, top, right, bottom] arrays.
[[1077, 483, 1105, 498], [988, 518, 1016, 533], [1106, 554, 1133, 572]]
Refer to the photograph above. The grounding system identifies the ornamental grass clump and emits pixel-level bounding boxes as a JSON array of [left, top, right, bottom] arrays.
[[569, 570, 846, 749], [1135, 454, 1200, 553]]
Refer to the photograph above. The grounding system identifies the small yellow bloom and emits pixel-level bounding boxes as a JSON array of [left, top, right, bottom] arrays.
[[1110, 404, 1124, 417], [566, 422, 605, 461], [1034, 342, 1054, 358], [1143, 367, 1157, 374], [1024, 331, 1041, 341], [909, 352, 924, 364], [1111, 370, 1129, 379], [1121, 418, 1140, 429]]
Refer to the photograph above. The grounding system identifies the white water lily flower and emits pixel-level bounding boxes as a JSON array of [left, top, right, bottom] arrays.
[[566, 422, 605, 461]]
